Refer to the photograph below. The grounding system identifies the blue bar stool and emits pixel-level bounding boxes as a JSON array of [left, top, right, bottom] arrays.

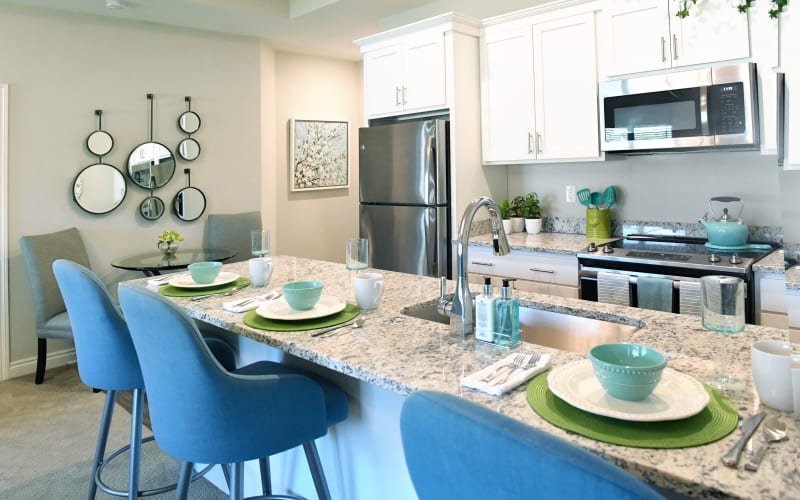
[[118, 283, 348, 500], [52, 260, 225, 499], [400, 391, 664, 500]]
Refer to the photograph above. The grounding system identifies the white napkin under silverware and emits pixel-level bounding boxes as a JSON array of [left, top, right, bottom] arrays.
[[223, 291, 281, 313], [146, 272, 190, 289], [461, 352, 551, 396]]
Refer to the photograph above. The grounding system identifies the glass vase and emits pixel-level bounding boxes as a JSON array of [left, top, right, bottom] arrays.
[[158, 240, 178, 258]]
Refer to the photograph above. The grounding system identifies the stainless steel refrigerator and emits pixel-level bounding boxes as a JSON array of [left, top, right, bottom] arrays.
[[359, 119, 451, 279]]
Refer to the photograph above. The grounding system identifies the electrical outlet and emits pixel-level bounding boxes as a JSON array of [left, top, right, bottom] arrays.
[[566, 185, 577, 203]]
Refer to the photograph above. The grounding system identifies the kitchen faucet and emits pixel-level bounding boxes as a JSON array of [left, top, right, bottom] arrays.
[[438, 196, 510, 337]]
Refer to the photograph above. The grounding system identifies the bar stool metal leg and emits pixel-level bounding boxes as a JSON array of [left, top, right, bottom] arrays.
[[259, 457, 271, 496], [127, 388, 144, 500], [176, 461, 194, 500], [89, 390, 117, 500], [230, 462, 244, 500], [303, 442, 331, 500]]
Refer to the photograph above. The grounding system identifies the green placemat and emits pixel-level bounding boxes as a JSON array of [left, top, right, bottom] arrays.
[[242, 303, 360, 332], [158, 277, 251, 297], [526, 370, 738, 449]]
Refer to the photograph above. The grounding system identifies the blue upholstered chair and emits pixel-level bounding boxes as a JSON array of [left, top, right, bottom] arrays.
[[204, 211, 262, 263], [117, 283, 348, 500], [400, 391, 664, 500], [52, 260, 236, 499], [20, 227, 90, 384]]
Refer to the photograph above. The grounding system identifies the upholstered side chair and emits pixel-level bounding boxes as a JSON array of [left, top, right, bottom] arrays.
[[204, 211, 262, 264], [400, 390, 664, 500], [19, 227, 90, 384]]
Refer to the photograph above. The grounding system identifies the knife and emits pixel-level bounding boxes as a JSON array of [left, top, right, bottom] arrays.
[[722, 412, 766, 467]]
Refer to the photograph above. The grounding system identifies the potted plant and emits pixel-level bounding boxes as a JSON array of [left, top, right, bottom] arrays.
[[498, 198, 513, 234], [521, 192, 543, 234], [510, 195, 526, 233]]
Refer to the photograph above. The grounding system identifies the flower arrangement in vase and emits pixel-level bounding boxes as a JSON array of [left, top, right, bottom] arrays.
[[158, 230, 183, 257]]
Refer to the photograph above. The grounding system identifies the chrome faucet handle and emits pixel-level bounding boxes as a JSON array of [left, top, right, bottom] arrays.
[[437, 276, 452, 316]]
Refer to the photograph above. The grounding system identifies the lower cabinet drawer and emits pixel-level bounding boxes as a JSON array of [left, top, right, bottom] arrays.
[[759, 311, 789, 329]]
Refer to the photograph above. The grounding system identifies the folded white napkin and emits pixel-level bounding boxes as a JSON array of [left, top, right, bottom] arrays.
[[146, 272, 189, 289], [461, 352, 551, 396], [223, 291, 280, 313]]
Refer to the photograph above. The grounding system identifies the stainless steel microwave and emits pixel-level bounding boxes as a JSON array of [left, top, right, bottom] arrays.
[[599, 63, 759, 153]]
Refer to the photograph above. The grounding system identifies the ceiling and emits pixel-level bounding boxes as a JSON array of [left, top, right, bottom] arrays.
[[0, 0, 547, 60]]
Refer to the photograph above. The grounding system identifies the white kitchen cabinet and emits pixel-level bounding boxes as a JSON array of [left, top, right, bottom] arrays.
[[467, 245, 579, 299], [480, 10, 600, 164], [359, 28, 446, 118], [779, 4, 800, 170], [755, 272, 789, 329], [786, 289, 800, 343], [602, 0, 750, 76]]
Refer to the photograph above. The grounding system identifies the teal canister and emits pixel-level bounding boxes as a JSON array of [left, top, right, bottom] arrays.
[[494, 279, 520, 348]]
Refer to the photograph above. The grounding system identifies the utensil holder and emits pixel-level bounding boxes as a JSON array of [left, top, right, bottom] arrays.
[[586, 208, 611, 239]]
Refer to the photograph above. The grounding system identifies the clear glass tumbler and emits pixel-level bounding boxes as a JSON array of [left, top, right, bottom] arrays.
[[251, 230, 270, 258], [346, 238, 369, 303], [701, 275, 746, 391]]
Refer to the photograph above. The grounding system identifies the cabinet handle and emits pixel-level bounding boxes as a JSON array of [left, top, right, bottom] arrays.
[[536, 133, 543, 154], [661, 36, 667, 62], [471, 261, 495, 267], [528, 133, 534, 154], [529, 267, 555, 274], [402, 86, 407, 105], [672, 34, 679, 60], [395, 87, 402, 107]]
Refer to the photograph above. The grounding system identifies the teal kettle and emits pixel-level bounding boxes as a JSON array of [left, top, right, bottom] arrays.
[[700, 196, 749, 247]]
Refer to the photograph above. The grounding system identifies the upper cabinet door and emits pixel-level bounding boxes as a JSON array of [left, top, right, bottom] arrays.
[[533, 12, 599, 160], [669, 0, 750, 68], [402, 33, 447, 112], [603, 0, 670, 76], [364, 44, 404, 117], [480, 27, 536, 163]]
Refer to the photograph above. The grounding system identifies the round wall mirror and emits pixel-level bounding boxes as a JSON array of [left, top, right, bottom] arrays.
[[178, 111, 201, 134], [177, 138, 201, 161], [139, 196, 165, 220], [173, 186, 206, 221], [87, 130, 113, 157], [73, 163, 127, 215], [127, 142, 176, 189]]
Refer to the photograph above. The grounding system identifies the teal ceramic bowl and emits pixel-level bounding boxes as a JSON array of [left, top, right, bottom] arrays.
[[282, 281, 324, 311], [588, 343, 667, 401], [187, 261, 222, 284]]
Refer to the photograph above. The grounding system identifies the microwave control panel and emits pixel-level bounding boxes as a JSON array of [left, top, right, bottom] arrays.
[[708, 82, 746, 135]]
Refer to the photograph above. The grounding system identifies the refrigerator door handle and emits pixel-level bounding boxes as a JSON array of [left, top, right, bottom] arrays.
[[777, 72, 785, 167]]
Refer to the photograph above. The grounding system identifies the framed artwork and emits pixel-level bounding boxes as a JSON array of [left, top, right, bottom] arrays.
[[289, 118, 349, 191]]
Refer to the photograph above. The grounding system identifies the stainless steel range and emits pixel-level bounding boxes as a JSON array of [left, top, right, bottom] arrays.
[[577, 234, 776, 323]]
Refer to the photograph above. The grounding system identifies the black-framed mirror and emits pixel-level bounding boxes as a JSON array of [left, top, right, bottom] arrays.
[[139, 175, 165, 220], [173, 168, 206, 221], [177, 137, 201, 161], [178, 110, 201, 134], [128, 94, 176, 189], [73, 163, 127, 214], [87, 130, 113, 156]]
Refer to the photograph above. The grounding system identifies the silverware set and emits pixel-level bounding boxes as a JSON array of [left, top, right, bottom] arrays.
[[482, 353, 541, 386], [227, 291, 282, 307], [189, 285, 249, 301]]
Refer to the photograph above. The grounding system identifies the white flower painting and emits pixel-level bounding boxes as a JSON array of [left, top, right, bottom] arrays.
[[290, 119, 349, 191]]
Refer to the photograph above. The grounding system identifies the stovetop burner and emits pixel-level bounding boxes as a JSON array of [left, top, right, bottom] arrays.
[[578, 234, 776, 274]]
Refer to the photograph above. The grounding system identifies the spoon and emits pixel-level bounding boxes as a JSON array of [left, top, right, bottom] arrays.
[[313, 317, 366, 338], [744, 417, 787, 471]]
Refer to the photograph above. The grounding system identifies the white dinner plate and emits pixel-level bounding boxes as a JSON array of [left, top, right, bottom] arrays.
[[168, 271, 239, 289], [547, 359, 710, 422], [256, 295, 346, 321]]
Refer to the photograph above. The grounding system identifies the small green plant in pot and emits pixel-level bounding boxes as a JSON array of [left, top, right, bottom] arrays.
[[498, 198, 514, 234], [521, 192, 543, 234], [510, 195, 526, 233]]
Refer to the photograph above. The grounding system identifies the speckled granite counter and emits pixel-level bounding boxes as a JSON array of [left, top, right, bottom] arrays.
[[469, 231, 617, 255], [786, 265, 800, 291], [135, 256, 798, 499], [753, 249, 786, 274]]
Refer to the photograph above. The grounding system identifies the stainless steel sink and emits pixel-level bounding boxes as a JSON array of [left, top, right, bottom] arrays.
[[401, 299, 641, 354]]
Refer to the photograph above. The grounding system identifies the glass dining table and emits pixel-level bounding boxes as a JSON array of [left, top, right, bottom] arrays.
[[111, 247, 237, 276]]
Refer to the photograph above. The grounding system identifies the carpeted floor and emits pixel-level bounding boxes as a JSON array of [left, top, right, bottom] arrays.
[[0, 364, 227, 499]]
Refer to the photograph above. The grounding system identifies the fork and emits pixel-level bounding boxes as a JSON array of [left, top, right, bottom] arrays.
[[488, 353, 541, 386], [481, 353, 525, 383], [230, 291, 282, 307], [189, 285, 247, 301]]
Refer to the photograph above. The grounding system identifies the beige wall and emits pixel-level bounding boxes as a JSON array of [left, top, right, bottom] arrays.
[[0, 7, 263, 371], [274, 52, 362, 264]]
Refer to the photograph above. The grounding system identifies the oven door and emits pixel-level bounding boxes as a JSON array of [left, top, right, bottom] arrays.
[[579, 268, 704, 316]]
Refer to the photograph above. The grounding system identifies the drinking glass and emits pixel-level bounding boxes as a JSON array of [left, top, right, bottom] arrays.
[[251, 230, 270, 258], [701, 275, 746, 391], [346, 238, 369, 303]]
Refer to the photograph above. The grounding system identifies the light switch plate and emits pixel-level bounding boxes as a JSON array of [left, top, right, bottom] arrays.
[[566, 185, 576, 203]]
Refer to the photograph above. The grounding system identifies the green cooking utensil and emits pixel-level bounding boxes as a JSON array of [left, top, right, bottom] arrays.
[[603, 185, 617, 209], [577, 188, 591, 207], [590, 192, 603, 209]]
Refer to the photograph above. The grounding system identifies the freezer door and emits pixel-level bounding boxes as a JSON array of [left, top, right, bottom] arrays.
[[359, 120, 449, 205], [360, 204, 450, 279]]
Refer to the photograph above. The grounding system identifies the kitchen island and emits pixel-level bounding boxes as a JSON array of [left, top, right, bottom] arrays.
[[138, 255, 798, 499]]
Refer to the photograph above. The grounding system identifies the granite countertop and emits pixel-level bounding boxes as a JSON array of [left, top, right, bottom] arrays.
[[753, 249, 786, 274], [786, 265, 800, 291], [140, 256, 798, 499], [469, 231, 617, 255]]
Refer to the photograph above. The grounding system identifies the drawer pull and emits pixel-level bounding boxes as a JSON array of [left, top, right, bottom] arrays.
[[471, 261, 495, 267], [529, 267, 555, 274]]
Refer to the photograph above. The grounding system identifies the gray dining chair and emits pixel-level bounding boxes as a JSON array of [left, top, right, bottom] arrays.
[[204, 211, 262, 264], [19, 227, 91, 384]]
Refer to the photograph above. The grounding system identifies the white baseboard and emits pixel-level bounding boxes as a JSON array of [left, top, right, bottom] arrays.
[[7, 348, 77, 381]]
